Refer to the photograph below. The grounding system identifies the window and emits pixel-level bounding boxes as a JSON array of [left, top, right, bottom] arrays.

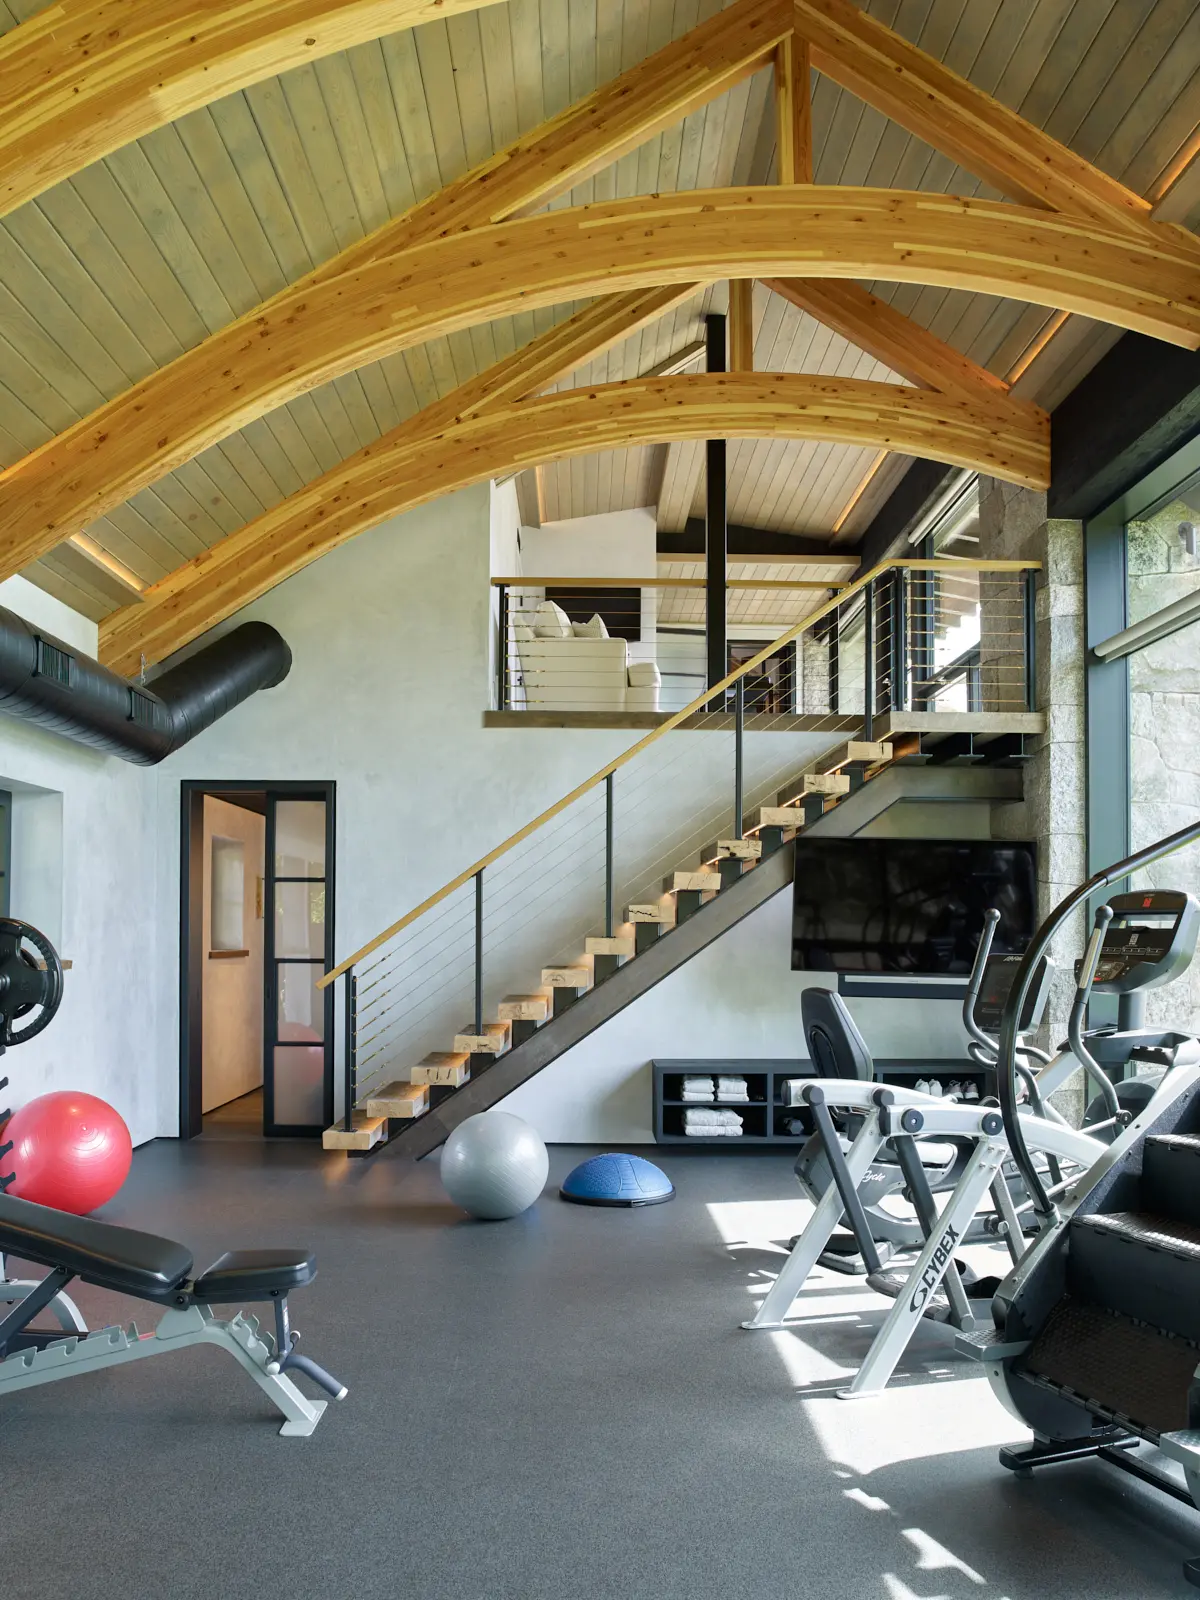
[[1086, 438, 1200, 1037]]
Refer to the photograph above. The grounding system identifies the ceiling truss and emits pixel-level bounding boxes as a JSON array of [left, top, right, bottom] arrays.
[[0, 0, 1195, 668]]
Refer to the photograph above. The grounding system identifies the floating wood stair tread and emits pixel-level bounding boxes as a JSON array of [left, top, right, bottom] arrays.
[[542, 966, 591, 988], [744, 806, 805, 834], [364, 1081, 430, 1119], [453, 1021, 509, 1054], [700, 838, 762, 863], [585, 936, 635, 957], [776, 771, 852, 806], [666, 870, 720, 893], [322, 1112, 386, 1152], [497, 994, 550, 1022], [412, 1053, 471, 1087], [626, 903, 674, 924], [820, 739, 893, 772]]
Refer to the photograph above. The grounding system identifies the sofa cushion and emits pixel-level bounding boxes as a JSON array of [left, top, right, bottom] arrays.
[[533, 599, 572, 638], [571, 612, 610, 640], [626, 660, 661, 687]]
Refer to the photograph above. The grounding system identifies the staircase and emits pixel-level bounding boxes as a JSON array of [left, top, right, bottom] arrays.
[[323, 727, 1028, 1159], [320, 551, 1042, 1159]]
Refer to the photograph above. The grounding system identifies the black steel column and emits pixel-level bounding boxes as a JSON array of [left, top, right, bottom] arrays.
[[705, 312, 727, 694], [496, 583, 508, 711], [862, 578, 875, 741]]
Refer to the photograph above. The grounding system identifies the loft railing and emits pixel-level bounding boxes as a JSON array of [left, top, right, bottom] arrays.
[[493, 563, 1035, 725], [321, 556, 1040, 1133]]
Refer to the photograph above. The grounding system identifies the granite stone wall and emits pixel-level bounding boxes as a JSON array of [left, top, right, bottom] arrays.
[[979, 480, 1088, 1080]]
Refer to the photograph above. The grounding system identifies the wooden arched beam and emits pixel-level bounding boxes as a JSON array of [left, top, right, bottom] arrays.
[[0, 0, 506, 218], [2, 187, 1194, 585], [99, 371, 1049, 674]]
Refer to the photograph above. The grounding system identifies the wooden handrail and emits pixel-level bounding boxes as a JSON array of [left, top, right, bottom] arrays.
[[320, 554, 1042, 984]]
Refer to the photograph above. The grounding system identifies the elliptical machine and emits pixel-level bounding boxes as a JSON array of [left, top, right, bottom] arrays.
[[963, 825, 1200, 1589], [789, 917, 1055, 1277]]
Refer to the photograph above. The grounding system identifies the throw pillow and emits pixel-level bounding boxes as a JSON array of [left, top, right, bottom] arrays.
[[533, 599, 572, 639]]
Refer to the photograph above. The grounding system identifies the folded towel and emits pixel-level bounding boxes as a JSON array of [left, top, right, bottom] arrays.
[[684, 1124, 743, 1137], [681, 1090, 714, 1102], [682, 1076, 714, 1093], [684, 1108, 744, 1128]]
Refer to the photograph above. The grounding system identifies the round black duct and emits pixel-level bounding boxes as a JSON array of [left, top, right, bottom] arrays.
[[0, 607, 291, 764]]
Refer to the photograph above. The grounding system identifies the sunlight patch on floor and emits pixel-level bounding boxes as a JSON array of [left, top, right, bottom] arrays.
[[802, 1375, 1029, 1475], [705, 1196, 813, 1250]]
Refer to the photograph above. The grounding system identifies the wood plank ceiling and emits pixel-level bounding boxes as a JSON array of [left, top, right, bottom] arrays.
[[0, 0, 1197, 622]]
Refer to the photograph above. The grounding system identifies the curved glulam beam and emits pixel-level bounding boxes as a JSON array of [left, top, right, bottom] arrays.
[[3, 186, 1196, 584], [0, 0, 505, 218], [99, 372, 1049, 674], [791, 0, 1151, 231]]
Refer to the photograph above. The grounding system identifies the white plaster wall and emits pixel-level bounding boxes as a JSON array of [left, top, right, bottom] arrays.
[[0, 580, 159, 1143], [0, 492, 1022, 1148], [150, 485, 838, 1132], [519, 508, 656, 579]]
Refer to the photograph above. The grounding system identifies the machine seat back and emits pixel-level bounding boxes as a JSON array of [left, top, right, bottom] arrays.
[[802, 987, 874, 1081]]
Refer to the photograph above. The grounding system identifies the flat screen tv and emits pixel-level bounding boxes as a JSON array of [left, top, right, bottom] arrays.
[[791, 838, 1037, 975]]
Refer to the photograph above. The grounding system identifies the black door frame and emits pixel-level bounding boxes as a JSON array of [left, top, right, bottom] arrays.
[[179, 779, 337, 1139]]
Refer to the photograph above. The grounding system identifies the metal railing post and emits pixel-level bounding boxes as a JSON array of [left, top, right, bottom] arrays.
[[496, 583, 508, 711], [342, 968, 357, 1131], [863, 578, 875, 741], [733, 674, 744, 839], [1023, 566, 1038, 711], [605, 773, 614, 938], [893, 569, 909, 713], [474, 870, 484, 1035]]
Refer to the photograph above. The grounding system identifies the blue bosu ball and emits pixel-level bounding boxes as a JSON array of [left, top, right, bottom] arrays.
[[560, 1152, 675, 1207]]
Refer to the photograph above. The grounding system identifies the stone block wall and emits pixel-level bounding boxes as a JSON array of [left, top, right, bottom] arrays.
[[979, 480, 1087, 1085]]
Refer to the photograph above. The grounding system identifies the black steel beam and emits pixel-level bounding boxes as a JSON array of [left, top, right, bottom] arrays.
[[1049, 332, 1200, 520], [660, 522, 836, 559]]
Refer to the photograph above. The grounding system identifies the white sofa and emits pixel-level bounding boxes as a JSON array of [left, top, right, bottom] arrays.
[[512, 600, 661, 713]]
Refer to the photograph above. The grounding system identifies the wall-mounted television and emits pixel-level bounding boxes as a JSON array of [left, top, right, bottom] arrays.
[[791, 838, 1037, 975]]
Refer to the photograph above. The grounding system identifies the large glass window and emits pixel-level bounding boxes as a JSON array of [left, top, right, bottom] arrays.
[[1087, 442, 1200, 1038]]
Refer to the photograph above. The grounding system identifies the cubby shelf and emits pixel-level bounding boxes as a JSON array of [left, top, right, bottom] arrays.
[[653, 1059, 993, 1146]]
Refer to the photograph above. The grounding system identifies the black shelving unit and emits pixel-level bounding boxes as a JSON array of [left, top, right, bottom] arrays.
[[652, 1058, 992, 1147]]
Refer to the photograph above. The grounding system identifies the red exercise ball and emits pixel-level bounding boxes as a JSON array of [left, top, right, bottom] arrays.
[[4, 1091, 132, 1214]]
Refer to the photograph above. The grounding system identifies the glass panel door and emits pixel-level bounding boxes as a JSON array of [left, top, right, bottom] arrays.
[[264, 793, 334, 1135]]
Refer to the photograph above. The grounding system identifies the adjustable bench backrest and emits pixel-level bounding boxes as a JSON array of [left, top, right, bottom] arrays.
[[0, 1193, 193, 1301]]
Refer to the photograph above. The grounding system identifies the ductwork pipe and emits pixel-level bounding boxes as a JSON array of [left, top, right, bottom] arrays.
[[0, 607, 291, 764]]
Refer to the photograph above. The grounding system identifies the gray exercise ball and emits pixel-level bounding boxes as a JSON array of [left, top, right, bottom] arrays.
[[440, 1112, 549, 1220]]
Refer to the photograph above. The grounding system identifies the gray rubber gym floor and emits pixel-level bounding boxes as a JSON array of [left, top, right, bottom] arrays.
[[4, 1135, 1198, 1600]]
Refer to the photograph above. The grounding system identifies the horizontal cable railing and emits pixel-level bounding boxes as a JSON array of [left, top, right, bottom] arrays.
[[322, 556, 1041, 1134]]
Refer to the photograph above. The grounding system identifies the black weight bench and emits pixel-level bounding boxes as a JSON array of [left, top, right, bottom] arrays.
[[0, 1193, 346, 1436]]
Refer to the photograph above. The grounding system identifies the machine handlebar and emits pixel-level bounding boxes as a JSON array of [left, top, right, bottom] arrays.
[[1067, 905, 1123, 1123]]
